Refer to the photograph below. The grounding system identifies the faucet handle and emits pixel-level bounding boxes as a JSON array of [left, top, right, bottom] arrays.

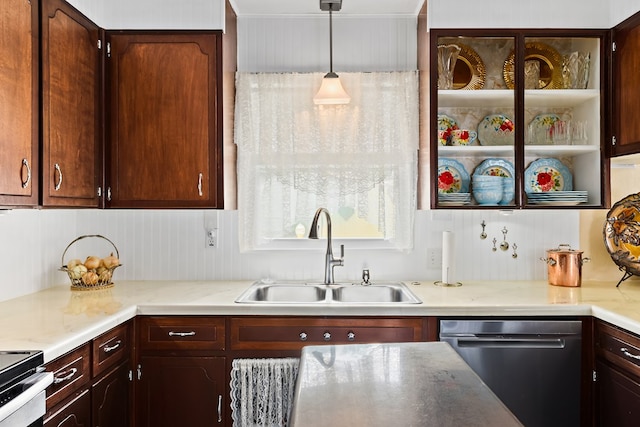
[[362, 269, 370, 285], [340, 244, 344, 259]]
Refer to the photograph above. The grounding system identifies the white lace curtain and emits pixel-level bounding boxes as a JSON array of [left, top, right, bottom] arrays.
[[235, 71, 418, 251], [230, 358, 300, 427]]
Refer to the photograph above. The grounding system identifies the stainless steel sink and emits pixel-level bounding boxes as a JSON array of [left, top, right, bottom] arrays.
[[235, 280, 421, 304], [331, 283, 421, 303], [235, 282, 328, 303]]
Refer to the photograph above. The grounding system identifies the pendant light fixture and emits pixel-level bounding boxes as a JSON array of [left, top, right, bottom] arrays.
[[314, 0, 351, 105]]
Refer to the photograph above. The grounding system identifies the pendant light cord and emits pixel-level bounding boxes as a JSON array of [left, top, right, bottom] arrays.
[[329, 9, 334, 74]]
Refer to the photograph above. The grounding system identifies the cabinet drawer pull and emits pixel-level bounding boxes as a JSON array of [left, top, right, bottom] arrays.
[[198, 173, 203, 197], [54, 163, 63, 191], [347, 331, 356, 341], [21, 158, 31, 188], [53, 367, 78, 384], [620, 347, 640, 360], [323, 332, 331, 341], [168, 331, 196, 337], [299, 332, 308, 341], [103, 340, 122, 353], [217, 394, 223, 423]]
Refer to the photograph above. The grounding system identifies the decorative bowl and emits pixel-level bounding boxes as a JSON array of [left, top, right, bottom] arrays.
[[473, 188, 503, 205]]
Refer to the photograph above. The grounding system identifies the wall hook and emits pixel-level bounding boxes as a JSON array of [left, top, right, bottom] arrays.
[[480, 220, 487, 239], [492, 237, 497, 252], [500, 226, 509, 251], [512, 243, 518, 259]]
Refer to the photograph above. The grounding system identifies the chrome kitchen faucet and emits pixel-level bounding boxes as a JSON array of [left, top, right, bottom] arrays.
[[309, 208, 344, 284]]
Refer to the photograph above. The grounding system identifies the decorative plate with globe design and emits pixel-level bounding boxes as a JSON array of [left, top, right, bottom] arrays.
[[604, 193, 640, 279]]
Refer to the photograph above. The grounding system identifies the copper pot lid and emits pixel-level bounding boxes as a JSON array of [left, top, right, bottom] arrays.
[[547, 244, 583, 255]]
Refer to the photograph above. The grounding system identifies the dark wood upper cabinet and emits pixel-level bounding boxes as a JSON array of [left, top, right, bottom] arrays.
[[428, 29, 610, 209], [0, 0, 39, 207], [105, 31, 224, 208], [41, 0, 102, 207], [611, 11, 640, 157]]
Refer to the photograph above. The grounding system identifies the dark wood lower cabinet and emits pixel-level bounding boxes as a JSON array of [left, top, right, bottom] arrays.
[[135, 356, 226, 427], [596, 359, 640, 426], [595, 320, 640, 426], [45, 322, 132, 427], [92, 361, 130, 427], [44, 389, 91, 427]]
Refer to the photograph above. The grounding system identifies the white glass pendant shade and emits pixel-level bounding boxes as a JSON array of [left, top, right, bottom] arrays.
[[314, 72, 351, 105]]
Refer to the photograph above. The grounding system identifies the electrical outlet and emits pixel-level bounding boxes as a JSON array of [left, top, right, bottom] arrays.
[[428, 248, 441, 269], [205, 230, 217, 248]]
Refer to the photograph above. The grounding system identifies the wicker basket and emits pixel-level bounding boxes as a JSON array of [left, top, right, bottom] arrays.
[[59, 235, 121, 291]]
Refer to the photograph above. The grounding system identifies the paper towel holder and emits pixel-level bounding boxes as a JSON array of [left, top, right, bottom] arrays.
[[434, 279, 462, 287]]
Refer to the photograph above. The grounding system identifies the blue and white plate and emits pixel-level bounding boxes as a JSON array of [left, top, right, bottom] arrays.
[[473, 158, 515, 178], [438, 158, 470, 194], [527, 190, 587, 205], [524, 158, 573, 192]]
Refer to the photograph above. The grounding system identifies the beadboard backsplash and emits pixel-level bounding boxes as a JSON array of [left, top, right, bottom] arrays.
[[0, 208, 579, 303]]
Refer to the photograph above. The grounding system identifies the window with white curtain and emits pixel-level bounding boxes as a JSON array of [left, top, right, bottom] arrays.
[[235, 71, 419, 252]]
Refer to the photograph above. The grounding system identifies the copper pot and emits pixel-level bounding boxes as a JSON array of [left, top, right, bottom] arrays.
[[541, 244, 590, 287]]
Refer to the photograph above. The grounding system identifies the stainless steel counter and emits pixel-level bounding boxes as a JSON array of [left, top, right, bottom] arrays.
[[290, 341, 523, 427]]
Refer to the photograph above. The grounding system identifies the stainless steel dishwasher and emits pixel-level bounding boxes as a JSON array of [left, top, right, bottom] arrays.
[[439, 319, 582, 427]]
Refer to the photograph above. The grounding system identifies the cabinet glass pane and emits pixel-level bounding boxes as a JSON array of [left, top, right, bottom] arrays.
[[436, 36, 516, 208], [523, 36, 602, 207]]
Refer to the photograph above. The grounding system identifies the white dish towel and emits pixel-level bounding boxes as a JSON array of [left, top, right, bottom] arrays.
[[230, 358, 300, 427]]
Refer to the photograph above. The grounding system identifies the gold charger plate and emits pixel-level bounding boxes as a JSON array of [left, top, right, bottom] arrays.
[[453, 43, 486, 90], [503, 42, 563, 90], [604, 193, 640, 277]]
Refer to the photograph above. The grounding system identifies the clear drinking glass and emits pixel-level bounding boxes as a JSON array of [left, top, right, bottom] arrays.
[[570, 120, 588, 145], [524, 60, 540, 89], [562, 52, 590, 89], [437, 44, 461, 90]]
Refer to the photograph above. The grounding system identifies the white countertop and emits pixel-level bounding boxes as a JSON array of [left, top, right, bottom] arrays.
[[1, 279, 639, 362]]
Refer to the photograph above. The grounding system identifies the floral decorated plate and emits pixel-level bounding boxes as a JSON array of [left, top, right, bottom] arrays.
[[524, 158, 573, 192], [473, 158, 515, 178], [527, 113, 560, 145], [604, 193, 640, 278], [438, 158, 470, 194], [437, 114, 459, 146], [477, 114, 515, 146]]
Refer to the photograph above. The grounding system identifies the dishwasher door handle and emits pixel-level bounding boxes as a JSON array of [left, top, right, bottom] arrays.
[[451, 336, 567, 349]]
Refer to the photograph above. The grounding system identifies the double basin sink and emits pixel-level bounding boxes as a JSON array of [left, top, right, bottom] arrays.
[[235, 280, 422, 304]]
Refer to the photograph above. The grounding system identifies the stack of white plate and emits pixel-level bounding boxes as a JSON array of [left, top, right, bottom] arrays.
[[439, 192, 471, 206], [526, 190, 588, 206]]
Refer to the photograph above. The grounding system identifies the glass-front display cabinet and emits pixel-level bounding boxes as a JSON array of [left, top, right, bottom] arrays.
[[429, 30, 609, 209]]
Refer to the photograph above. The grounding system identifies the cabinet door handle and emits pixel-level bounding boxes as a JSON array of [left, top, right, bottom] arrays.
[[323, 332, 331, 341], [53, 367, 78, 384], [103, 340, 122, 353], [347, 331, 356, 341], [620, 347, 640, 360], [299, 332, 308, 341], [168, 331, 196, 337], [217, 394, 223, 423], [21, 158, 31, 189], [54, 163, 63, 191], [198, 173, 203, 197]]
